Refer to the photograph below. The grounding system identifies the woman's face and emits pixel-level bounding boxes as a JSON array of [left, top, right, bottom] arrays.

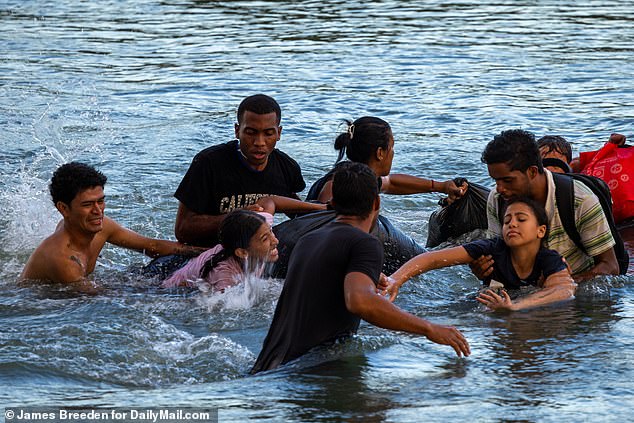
[[377, 132, 395, 176], [502, 202, 546, 248], [248, 222, 279, 262]]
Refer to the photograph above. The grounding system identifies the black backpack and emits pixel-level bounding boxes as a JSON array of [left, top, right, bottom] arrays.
[[551, 172, 629, 275]]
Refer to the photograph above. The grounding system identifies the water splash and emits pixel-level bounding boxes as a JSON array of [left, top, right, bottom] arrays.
[[196, 271, 275, 312], [1, 163, 59, 255]]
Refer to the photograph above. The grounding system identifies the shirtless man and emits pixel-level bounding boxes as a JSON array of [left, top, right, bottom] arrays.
[[21, 162, 203, 292]]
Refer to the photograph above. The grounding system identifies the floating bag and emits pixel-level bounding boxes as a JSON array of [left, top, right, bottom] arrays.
[[579, 142, 634, 224], [426, 178, 490, 248]]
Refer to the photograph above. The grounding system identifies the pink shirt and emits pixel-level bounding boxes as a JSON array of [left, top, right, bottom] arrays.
[[161, 244, 244, 291], [161, 212, 273, 292]]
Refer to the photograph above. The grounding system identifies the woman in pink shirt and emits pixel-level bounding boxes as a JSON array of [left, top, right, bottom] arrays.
[[162, 196, 325, 292], [162, 210, 277, 291]]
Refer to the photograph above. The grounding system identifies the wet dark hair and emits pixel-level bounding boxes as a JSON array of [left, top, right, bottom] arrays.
[[481, 129, 544, 173], [537, 135, 573, 163], [331, 162, 379, 218], [503, 196, 550, 243], [237, 94, 281, 125], [200, 210, 266, 279], [334, 116, 392, 164], [49, 162, 107, 205]]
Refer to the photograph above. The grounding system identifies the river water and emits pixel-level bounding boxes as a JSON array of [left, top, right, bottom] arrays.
[[1, 1, 634, 421]]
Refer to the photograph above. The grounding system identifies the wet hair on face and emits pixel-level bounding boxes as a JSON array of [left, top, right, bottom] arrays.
[[537, 135, 573, 163], [49, 162, 107, 205], [200, 210, 266, 279], [237, 94, 282, 125], [503, 196, 550, 241], [481, 129, 544, 173], [334, 116, 392, 165], [331, 161, 379, 218]]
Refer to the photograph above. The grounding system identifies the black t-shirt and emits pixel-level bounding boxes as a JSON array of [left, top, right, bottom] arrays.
[[175, 140, 305, 215], [251, 222, 384, 373], [463, 237, 566, 289]]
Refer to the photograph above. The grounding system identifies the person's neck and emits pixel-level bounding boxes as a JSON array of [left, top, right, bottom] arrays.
[[335, 214, 374, 233], [246, 159, 268, 172], [531, 172, 549, 207], [509, 241, 541, 279], [366, 161, 381, 177], [237, 143, 269, 172], [63, 221, 97, 251]]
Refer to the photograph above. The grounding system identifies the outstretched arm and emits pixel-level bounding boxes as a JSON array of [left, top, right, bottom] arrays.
[[381, 174, 466, 202], [344, 271, 470, 357], [255, 195, 327, 215], [477, 269, 576, 312], [105, 217, 205, 258], [387, 247, 474, 299]]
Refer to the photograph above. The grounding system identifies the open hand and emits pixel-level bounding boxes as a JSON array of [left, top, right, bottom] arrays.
[[426, 323, 471, 357], [377, 274, 400, 302], [476, 288, 515, 312]]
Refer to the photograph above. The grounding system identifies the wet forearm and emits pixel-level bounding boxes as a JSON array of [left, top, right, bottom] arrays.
[[383, 174, 436, 195], [143, 240, 205, 258], [391, 247, 471, 287], [266, 195, 327, 213], [347, 288, 434, 336], [511, 285, 576, 311], [175, 214, 224, 244]]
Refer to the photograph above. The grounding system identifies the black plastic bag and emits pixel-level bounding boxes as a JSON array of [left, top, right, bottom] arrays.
[[426, 178, 490, 248]]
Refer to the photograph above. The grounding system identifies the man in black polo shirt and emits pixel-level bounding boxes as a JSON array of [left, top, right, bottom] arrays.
[[174, 94, 306, 246], [251, 162, 470, 373]]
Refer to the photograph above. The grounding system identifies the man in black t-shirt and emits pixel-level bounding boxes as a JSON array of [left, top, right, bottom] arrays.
[[251, 162, 470, 373], [174, 94, 306, 246]]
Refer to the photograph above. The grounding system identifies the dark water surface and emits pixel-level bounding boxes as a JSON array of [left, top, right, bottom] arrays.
[[1, 1, 634, 421]]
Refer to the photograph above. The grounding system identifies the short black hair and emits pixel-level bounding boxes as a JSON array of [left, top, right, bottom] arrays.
[[537, 135, 573, 163], [481, 129, 543, 173], [49, 162, 107, 205], [237, 94, 281, 125], [332, 162, 379, 218]]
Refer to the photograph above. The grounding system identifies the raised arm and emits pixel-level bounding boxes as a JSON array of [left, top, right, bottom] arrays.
[[105, 216, 204, 257], [344, 271, 470, 357], [477, 269, 576, 312]]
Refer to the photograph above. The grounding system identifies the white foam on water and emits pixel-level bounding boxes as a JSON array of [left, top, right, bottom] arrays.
[[196, 258, 277, 312]]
